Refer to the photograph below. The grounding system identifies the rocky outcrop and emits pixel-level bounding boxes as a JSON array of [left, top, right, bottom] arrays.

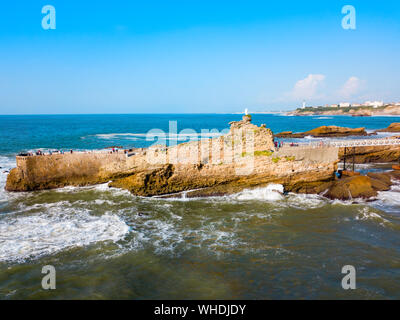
[[275, 126, 367, 138], [305, 126, 367, 137], [274, 131, 303, 138], [324, 173, 394, 200], [6, 116, 339, 198], [375, 123, 400, 133], [349, 109, 373, 117]]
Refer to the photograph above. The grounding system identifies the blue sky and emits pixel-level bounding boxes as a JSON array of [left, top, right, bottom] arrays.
[[0, 0, 399, 114]]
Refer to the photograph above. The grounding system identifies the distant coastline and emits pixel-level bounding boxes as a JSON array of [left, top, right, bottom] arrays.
[[287, 104, 400, 117]]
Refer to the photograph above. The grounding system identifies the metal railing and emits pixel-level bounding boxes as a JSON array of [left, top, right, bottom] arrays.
[[326, 138, 400, 148], [278, 138, 400, 149]]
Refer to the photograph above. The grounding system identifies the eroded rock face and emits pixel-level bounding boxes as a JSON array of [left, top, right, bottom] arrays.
[[109, 165, 176, 196], [275, 126, 367, 138]]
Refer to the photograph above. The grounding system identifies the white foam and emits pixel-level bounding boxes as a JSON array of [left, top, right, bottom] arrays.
[[0, 156, 16, 203], [375, 132, 400, 138], [234, 184, 284, 201], [54, 182, 132, 197], [375, 183, 400, 207], [285, 193, 327, 209], [355, 207, 389, 225], [0, 210, 130, 263]]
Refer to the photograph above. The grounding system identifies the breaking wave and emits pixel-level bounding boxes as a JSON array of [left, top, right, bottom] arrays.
[[0, 209, 130, 263], [0, 156, 16, 203], [233, 184, 285, 201], [373, 183, 400, 213]]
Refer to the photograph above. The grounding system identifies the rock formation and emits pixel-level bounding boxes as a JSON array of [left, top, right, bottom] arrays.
[[324, 171, 399, 200], [375, 123, 400, 133], [7, 117, 400, 201], [275, 126, 367, 138], [6, 116, 339, 198]]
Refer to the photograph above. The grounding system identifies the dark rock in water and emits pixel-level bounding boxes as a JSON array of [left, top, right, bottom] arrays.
[[274, 131, 303, 138], [288, 180, 333, 195], [304, 126, 367, 137], [325, 175, 393, 201]]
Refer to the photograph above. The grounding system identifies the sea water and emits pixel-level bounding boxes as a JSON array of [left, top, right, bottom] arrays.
[[0, 114, 400, 299]]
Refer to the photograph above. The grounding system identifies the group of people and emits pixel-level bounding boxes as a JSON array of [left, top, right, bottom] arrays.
[[19, 147, 136, 157], [19, 149, 74, 157], [274, 141, 284, 149]]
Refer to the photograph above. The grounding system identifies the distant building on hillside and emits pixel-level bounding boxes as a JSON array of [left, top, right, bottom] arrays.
[[339, 102, 351, 108], [364, 101, 384, 108], [302, 101, 306, 109], [331, 104, 339, 108], [352, 103, 362, 107]]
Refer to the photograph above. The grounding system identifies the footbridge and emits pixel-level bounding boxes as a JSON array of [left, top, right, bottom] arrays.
[[279, 138, 400, 171], [326, 138, 400, 148], [285, 138, 400, 149]]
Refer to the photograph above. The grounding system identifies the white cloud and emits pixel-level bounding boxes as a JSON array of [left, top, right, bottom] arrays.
[[338, 76, 363, 99], [289, 74, 326, 101]]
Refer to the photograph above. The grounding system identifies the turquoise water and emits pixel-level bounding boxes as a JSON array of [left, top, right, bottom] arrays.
[[1, 113, 400, 154], [0, 114, 400, 299]]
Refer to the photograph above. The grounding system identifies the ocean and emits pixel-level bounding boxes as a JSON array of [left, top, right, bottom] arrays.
[[1, 114, 400, 299]]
